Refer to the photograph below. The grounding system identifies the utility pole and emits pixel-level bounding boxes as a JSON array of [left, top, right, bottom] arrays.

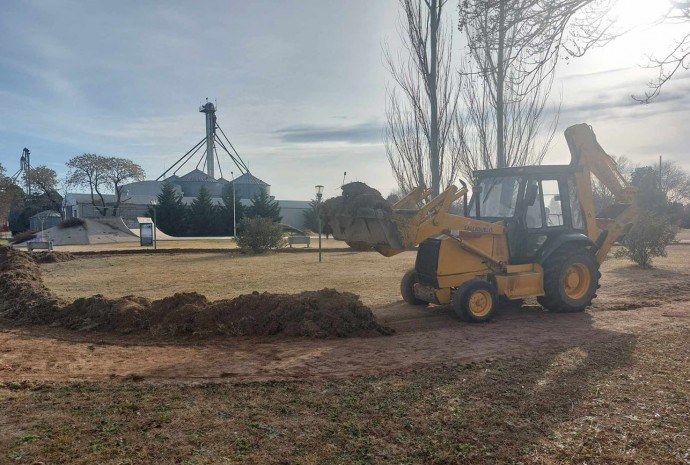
[[231, 171, 236, 236], [315, 185, 324, 263]]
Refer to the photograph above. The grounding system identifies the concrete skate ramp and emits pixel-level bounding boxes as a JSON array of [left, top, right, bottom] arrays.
[[129, 227, 176, 240], [36, 218, 139, 245]]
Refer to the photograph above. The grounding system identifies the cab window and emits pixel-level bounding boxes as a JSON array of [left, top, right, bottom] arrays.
[[468, 176, 521, 218], [525, 181, 544, 228], [541, 180, 563, 227]]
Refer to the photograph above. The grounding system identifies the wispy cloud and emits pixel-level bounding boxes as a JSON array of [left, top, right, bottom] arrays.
[[274, 122, 384, 144]]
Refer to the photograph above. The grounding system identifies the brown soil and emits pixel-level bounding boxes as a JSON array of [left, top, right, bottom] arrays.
[[321, 181, 392, 219], [0, 247, 390, 339], [60, 290, 391, 338], [0, 247, 60, 324], [32, 251, 76, 264]]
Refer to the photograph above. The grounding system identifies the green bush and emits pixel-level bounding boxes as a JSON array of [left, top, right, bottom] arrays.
[[614, 212, 677, 268], [235, 217, 286, 253]]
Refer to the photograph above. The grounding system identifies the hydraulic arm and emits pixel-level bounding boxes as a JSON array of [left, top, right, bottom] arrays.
[[565, 124, 639, 263]]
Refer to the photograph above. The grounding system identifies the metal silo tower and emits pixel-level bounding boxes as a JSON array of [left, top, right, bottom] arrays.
[[199, 101, 217, 179]]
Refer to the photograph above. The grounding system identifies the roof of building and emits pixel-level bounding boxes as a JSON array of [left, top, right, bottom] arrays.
[[231, 172, 269, 186], [31, 210, 62, 219], [177, 169, 217, 183], [65, 193, 118, 204]]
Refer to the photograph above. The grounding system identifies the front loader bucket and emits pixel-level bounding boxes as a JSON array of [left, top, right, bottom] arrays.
[[326, 208, 417, 254]]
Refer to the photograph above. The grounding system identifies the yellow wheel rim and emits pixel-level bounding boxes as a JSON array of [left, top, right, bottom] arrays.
[[468, 289, 493, 317], [563, 263, 591, 300]]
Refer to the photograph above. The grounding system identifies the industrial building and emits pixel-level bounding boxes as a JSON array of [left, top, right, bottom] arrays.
[[63, 102, 310, 232]]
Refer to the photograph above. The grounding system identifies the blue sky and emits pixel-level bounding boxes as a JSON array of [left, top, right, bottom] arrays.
[[1, 0, 688, 199]]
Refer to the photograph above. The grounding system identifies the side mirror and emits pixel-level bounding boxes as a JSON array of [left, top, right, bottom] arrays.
[[525, 184, 539, 206]]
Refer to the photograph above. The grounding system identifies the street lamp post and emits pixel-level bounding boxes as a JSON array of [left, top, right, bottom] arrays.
[[231, 171, 236, 236], [315, 185, 324, 263], [39, 215, 45, 241], [151, 200, 158, 250]]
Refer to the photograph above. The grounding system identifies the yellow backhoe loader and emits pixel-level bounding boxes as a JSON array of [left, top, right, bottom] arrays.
[[323, 123, 640, 322]]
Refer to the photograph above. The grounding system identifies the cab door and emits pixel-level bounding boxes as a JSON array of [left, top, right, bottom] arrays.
[[513, 177, 569, 262]]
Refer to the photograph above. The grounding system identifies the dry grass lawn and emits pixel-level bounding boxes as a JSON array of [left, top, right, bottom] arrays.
[[43, 251, 416, 307]]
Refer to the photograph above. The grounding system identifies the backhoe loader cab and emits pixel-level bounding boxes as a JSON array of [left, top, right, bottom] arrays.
[[466, 165, 588, 263]]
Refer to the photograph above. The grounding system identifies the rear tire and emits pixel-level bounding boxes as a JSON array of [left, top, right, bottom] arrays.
[[538, 243, 600, 313], [452, 279, 498, 323], [401, 269, 427, 305]]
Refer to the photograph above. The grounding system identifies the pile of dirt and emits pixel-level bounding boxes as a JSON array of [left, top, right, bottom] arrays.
[[0, 246, 392, 339], [58, 290, 392, 338], [321, 182, 392, 219], [0, 247, 60, 324], [33, 251, 76, 264]]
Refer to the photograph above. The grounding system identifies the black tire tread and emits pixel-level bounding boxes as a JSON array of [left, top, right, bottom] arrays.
[[401, 269, 426, 305], [538, 243, 600, 313]]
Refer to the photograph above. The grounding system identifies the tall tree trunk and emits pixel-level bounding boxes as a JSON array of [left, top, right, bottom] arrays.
[[429, 0, 441, 195], [386, 0, 463, 195], [496, 0, 506, 168]]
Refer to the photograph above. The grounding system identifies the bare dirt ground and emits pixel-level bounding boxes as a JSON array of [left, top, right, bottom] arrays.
[[1, 246, 688, 384], [1, 246, 689, 463]]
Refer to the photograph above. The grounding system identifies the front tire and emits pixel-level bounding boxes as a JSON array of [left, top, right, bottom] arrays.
[[401, 269, 427, 305], [452, 279, 498, 323], [537, 244, 600, 313]]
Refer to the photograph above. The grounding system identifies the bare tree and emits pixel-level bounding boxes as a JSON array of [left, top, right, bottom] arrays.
[[657, 159, 690, 203], [635, 1, 690, 103], [0, 163, 24, 229], [594, 157, 690, 210], [107, 157, 145, 216], [591, 155, 633, 211], [385, 0, 464, 196], [67, 154, 146, 217], [458, 0, 615, 172], [25, 166, 65, 218], [66, 154, 111, 216]]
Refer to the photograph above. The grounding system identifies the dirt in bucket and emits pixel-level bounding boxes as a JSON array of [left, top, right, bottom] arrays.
[[321, 182, 393, 218]]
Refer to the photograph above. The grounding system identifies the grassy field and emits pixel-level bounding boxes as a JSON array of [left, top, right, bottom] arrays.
[[42, 250, 417, 307], [52, 237, 349, 253]]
